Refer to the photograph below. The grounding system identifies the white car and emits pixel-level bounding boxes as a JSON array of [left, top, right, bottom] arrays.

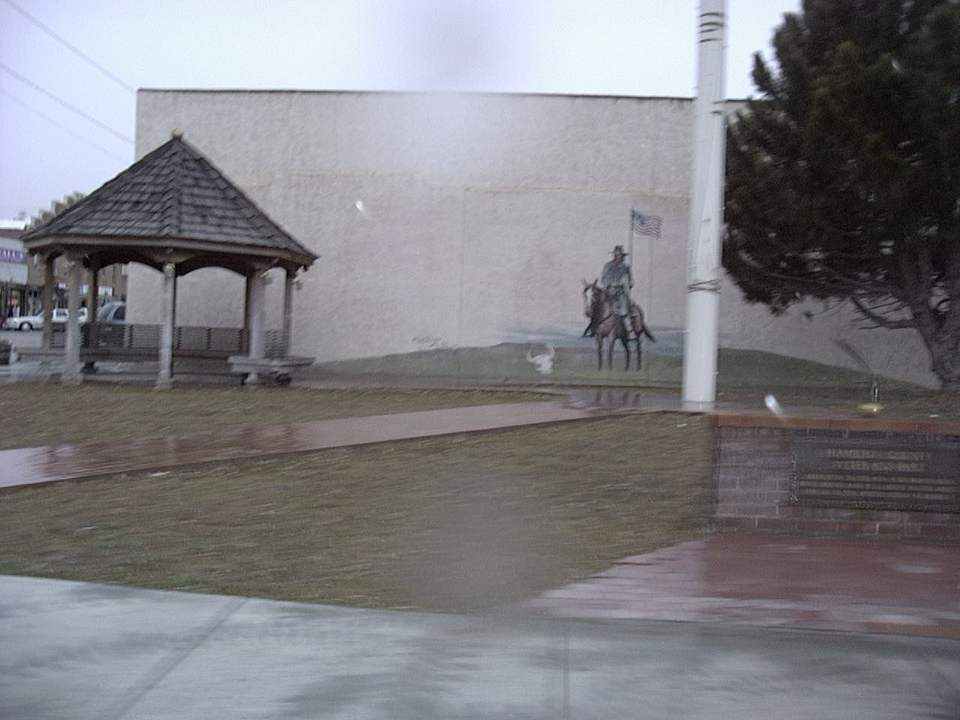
[[2, 307, 88, 331], [96, 301, 126, 323]]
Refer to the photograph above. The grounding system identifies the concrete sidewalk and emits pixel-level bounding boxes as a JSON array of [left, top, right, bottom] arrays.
[[2, 575, 958, 720]]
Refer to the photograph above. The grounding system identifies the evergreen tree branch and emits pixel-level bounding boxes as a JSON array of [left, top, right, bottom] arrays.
[[723, 0, 960, 387], [850, 295, 915, 329]]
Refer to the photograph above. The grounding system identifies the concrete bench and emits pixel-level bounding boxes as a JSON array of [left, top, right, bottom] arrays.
[[228, 355, 315, 385]]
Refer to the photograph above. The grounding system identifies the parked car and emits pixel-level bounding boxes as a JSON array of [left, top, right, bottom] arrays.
[[1, 313, 38, 331], [96, 301, 126, 323], [2, 307, 88, 331]]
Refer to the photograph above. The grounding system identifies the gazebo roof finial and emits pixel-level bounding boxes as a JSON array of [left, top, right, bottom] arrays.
[[171, 128, 183, 139]]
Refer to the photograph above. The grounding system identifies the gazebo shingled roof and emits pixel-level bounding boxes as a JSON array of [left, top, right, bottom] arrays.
[[21, 134, 317, 270]]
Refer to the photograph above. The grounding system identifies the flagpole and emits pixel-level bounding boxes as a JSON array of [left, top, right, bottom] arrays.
[[631, 210, 662, 316], [682, 0, 727, 405], [648, 222, 656, 319]]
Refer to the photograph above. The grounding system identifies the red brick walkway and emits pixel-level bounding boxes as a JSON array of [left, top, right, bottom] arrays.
[[0, 400, 625, 490], [1, 389, 731, 491], [526, 534, 960, 639], [8, 385, 943, 492]]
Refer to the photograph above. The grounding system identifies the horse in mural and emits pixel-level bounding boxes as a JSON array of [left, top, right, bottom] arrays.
[[582, 279, 655, 371]]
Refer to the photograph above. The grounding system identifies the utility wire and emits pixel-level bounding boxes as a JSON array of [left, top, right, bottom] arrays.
[[1, 0, 135, 94], [0, 63, 134, 144], [2, 89, 129, 162]]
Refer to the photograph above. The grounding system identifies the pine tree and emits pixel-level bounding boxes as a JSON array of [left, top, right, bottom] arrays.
[[724, 0, 960, 389]]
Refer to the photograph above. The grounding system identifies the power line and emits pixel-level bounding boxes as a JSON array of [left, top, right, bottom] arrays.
[[1, 89, 129, 162], [0, 63, 134, 144], [1, 0, 135, 94]]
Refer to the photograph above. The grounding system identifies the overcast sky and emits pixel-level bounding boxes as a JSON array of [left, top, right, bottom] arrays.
[[0, 0, 800, 219]]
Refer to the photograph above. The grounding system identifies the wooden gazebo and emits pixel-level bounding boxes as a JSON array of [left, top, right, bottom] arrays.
[[20, 132, 317, 387]]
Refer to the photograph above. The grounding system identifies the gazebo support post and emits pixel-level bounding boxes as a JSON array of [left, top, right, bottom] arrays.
[[243, 269, 255, 354], [62, 257, 83, 385], [40, 254, 54, 352], [86, 264, 99, 320], [282, 268, 296, 356], [84, 263, 99, 373], [245, 269, 267, 385], [156, 262, 177, 390]]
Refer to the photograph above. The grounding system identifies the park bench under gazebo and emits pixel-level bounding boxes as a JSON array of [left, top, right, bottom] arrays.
[[20, 131, 318, 387]]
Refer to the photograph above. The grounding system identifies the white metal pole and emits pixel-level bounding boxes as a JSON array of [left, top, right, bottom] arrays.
[[682, 0, 727, 405]]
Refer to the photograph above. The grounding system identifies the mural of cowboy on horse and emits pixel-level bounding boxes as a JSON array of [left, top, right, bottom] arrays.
[[584, 245, 647, 340], [583, 245, 655, 370], [600, 245, 642, 340]]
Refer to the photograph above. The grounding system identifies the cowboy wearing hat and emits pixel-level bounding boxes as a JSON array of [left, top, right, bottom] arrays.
[[601, 245, 641, 339]]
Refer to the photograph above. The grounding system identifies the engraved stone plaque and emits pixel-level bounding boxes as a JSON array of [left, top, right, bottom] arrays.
[[792, 433, 960, 511]]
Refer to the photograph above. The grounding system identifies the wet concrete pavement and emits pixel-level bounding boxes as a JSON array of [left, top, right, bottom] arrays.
[[527, 534, 960, 640], [2, 574, 958, 720]]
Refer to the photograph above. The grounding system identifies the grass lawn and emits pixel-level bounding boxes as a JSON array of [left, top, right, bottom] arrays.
[[0, 414, 713, 612], [0, 384, 549, 450]]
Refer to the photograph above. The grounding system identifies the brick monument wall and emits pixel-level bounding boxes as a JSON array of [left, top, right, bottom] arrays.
[[713, 415, 960, 542]]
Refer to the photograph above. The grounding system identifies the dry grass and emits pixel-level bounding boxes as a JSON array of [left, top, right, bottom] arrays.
[[0, 414, 713, 612], [716, 385, 960, 419], [311, 345, 960, 418], [0, 384, 549, 450]]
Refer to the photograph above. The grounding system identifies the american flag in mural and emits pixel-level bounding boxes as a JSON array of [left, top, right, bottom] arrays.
[[631, 210, 662, 238]]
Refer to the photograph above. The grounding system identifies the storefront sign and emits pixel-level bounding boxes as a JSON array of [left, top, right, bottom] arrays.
[[0, 248, 26, 264]]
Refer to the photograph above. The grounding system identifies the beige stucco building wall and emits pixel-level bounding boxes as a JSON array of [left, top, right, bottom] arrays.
[[130, 89, 935, 387]]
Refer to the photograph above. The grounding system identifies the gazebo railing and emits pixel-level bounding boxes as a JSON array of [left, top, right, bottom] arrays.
[[264, 330, 287, 359], [50, 324, 289, 359], [50, 323, 285, 358]]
